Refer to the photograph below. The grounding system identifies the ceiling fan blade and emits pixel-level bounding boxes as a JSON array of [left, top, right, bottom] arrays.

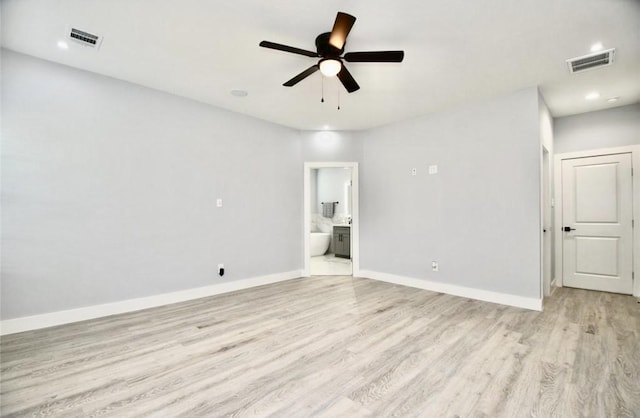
[[344, 51, 405, 62], [337, 65, 360, 93], [259, 41, 318, 58], [283, 65, 319, 87], [329, 12, 356, 50]]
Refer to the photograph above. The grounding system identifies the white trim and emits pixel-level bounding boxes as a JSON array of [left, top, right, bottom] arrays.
[[359, 270, 542, 311], [554, 145, 640, 297], [0, 270, 303, 335], [541, 146, 552, 298], [303, 162, 360, 277], [539, 143, 544, 300], [553, 155, 563, 289]]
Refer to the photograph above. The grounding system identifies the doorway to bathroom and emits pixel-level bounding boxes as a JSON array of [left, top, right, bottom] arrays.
[[303, 162, 359, 277]]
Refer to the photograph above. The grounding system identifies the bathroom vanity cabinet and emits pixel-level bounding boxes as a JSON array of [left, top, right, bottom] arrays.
[[333, 226, 351, 259]]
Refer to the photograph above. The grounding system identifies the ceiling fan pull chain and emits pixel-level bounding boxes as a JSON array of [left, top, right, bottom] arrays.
[[321, 77, 325, 103], [337, 88, 341, 110]]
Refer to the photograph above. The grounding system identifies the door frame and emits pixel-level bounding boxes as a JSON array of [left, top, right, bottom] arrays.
[[542, 146, 552, 298], [554, 145, 640, 296], [303, 162, 359, 277]]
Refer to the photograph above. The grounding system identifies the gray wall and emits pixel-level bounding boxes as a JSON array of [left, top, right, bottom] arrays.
[[356, 88, 542, 299], [1, 50, 303, 319], [316, 168, 351, 215], [299, 131, 363, 162], [554, 104, 640, 154], [2, 49, 548, 320]]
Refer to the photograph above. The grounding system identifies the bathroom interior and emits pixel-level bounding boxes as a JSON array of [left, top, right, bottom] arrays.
[[309, 167, 353, 276]]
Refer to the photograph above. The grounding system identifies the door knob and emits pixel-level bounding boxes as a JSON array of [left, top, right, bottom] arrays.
[[563, 226, 576, 232]]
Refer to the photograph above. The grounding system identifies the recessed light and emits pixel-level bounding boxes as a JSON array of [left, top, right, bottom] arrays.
[[585, 92, 600, 101], [230, 89, 248, 97], [590, 42, 603, 52], [607, 96, 620, 103], [57, 41, 69, 50]]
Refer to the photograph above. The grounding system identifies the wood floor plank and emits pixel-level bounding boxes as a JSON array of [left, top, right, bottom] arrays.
[[2, 276, 639, 417]]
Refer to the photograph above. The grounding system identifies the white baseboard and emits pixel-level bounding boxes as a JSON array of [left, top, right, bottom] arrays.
[[358, 270, 542, 311], [0, 269, 542, 335], [0, 270, 303, 336]]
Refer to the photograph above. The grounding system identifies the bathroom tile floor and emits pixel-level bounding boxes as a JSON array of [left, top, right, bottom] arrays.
[[310, 253, 352, 276]]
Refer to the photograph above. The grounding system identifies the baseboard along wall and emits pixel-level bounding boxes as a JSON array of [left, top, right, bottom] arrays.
[[0, 270, 303, 335], [359, 270, 543, 311], [1, 269, 542, 335]]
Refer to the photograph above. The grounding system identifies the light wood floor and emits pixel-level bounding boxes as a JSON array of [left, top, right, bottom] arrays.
[[1, 276, 639, 417]]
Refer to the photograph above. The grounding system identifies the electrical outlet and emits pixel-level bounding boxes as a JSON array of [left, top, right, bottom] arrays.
[[431, 261, 439, 271], [411, 168, 417, 176], [216, 198, 223, 208]]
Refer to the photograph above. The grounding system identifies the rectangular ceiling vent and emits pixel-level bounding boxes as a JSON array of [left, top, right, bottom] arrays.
[[567, 48, 615, 73], [68, 27, 103, 49]]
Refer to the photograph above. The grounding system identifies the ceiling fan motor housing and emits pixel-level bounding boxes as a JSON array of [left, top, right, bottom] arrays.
[[316, 32, 343, 57]]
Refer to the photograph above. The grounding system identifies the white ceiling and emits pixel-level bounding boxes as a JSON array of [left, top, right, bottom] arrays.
[[2, 0, 639, 131]]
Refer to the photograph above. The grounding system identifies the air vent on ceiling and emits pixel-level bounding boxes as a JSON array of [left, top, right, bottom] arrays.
[[566, 48, 615, 73], [68, 27, 103, 49]]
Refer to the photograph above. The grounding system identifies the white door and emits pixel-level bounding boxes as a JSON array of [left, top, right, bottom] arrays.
[[562, 153, 633, 294]]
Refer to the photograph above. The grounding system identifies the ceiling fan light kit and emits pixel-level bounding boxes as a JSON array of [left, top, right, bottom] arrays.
[[259, 12, 404, 94], [319, 59, 342, 77]]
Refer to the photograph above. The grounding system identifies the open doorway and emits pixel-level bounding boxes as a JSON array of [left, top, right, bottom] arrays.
[[303, 162, 359, 277]]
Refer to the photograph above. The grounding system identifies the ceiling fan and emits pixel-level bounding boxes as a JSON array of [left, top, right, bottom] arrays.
[[259, 12, 404, 93]]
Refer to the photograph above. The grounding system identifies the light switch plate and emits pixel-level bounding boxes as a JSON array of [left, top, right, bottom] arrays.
[[411, 168, 417, 176], [428, 165, 438, 175], [216, 198, 223, 208]]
